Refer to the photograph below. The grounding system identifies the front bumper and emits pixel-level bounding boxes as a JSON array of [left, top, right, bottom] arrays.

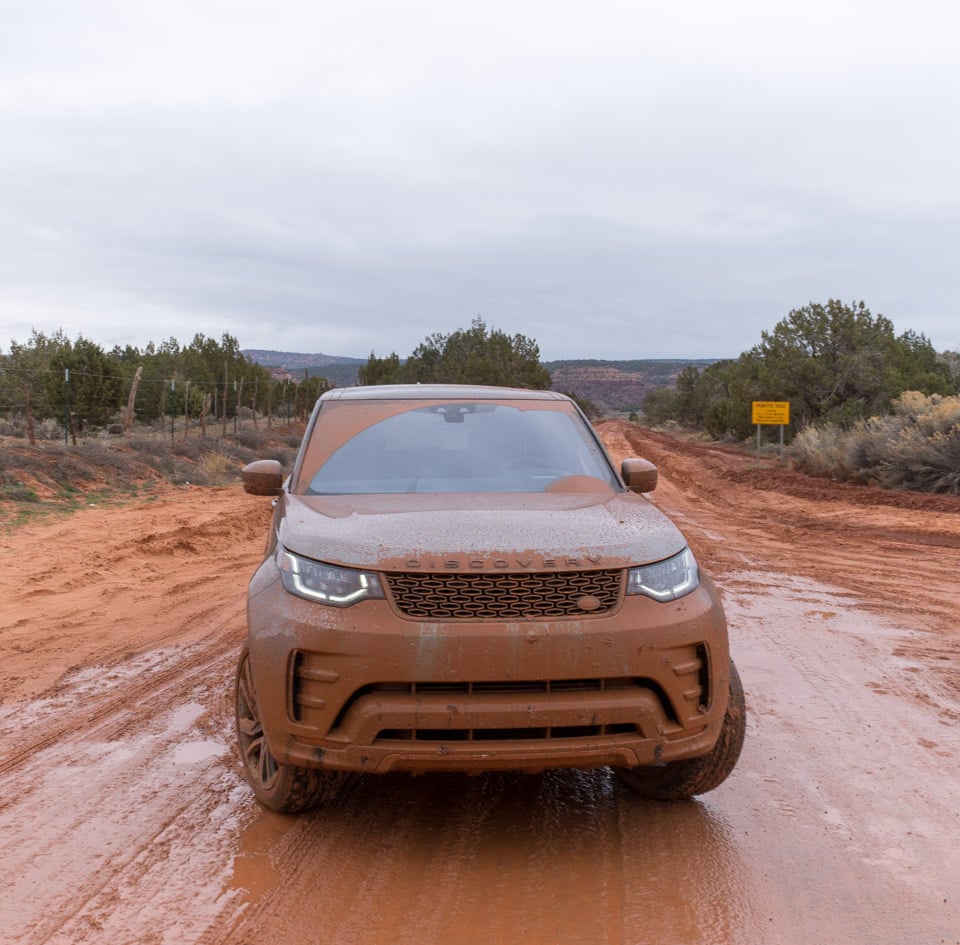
[[245, 563, 732, 775]]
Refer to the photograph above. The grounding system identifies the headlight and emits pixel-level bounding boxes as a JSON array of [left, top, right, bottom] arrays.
[[626, 547, 700, 602], [277, 547, 385, 607]]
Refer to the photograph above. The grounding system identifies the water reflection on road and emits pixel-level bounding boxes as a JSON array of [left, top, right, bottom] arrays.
[[222, 573, 960, 945], [226, 768, 758, 945]]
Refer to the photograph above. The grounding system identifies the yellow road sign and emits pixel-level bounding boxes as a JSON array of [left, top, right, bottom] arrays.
[[752, 401, 790, 425]]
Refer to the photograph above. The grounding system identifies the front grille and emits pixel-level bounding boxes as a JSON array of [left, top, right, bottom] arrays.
[[384, 569, 623, 619]]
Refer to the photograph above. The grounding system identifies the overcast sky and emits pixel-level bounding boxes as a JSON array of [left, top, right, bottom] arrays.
[[2, 0, 959, 362]]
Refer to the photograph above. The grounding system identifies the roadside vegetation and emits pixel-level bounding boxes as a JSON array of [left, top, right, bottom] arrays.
[[0, 422, 302, 529], [643, 300, 956, 437], [4, 302, 959, 500], [360, 317, 600, 415], [0, 329, 326, 446], [642, 300, 960, 495], [788, 392, 960, 493], [0, 329, 319, 525], [359, 317, 553, 390]]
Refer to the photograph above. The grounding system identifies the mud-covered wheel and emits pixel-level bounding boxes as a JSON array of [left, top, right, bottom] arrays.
[[235, 647, 345, 813], [615, 660, 746, 799]]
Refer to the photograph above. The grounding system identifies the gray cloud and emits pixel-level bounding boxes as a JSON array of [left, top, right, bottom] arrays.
[[2, 0, 959, 360]]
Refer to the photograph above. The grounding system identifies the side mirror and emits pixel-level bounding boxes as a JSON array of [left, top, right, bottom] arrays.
[[621, 458, 658, 494], [242, 459, 283, 496]]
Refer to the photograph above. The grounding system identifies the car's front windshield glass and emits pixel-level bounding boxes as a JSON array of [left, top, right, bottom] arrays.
[[300, 402, 618, 495]]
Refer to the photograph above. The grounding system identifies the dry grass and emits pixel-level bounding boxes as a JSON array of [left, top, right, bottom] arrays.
[[0, 423, 302, 526], [195, 449, 233, 486], [788, 392, 960, 494]]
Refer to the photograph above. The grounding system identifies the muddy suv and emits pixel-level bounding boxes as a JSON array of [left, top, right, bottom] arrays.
[[236, 385, 745, 812]]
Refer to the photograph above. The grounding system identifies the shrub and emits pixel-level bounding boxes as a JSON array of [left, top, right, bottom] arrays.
[[195, 450, 234, 486], [77, 441, 139, 475], [787, 425, 851, 479], [172, 438, 206, 461], [129, 435, 172, 457], [0, 447, 48, 480], [788, 392, 960, 494], [232, 428, 270, 450], [0, 480, 40, 502], [263, 446, 296, 467]]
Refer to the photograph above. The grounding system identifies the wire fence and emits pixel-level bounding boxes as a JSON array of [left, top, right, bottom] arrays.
[[0, 365, 316, 445]]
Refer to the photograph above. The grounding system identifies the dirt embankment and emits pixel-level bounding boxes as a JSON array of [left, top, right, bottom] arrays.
[[1, 423, 958, 945]]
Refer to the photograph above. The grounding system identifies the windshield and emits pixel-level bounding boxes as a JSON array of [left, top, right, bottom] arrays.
[[299, 401, 618, 495]]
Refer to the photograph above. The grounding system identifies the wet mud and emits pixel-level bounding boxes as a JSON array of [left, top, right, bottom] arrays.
[[1, 424, 958, 944]]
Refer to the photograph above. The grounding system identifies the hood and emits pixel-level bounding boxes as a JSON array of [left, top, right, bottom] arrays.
[[277, 490, 687, 571]]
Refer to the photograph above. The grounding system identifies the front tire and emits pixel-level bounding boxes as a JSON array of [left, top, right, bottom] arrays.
[[615, 660, 746, 799], [235, 647, 346, 813]]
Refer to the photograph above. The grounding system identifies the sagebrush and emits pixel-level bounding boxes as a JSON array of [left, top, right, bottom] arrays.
[[788, 392, 960, 494]]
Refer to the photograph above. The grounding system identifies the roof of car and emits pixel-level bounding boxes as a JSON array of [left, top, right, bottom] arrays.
[[320, 384, 569, 402]]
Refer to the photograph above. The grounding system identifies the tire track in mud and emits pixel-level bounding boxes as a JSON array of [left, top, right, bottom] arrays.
[[19, 778, 234, 944], [0, 621, 241, 789], [720, 576, 960, 944], [0, 630, 252, 945], [0, 487, 265, 944]]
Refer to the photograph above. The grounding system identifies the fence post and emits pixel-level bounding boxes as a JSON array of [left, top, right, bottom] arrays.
[[64, 368, 70, 446]]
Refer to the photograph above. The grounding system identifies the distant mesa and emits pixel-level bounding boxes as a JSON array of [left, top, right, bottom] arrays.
[[243, 349, 365, 369], [243, 349, 366, 388], [547, 359, 716, 412], [243, 350, 716, 412]]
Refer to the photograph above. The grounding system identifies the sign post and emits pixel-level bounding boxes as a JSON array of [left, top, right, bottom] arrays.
[[752, 401, 790, 457]]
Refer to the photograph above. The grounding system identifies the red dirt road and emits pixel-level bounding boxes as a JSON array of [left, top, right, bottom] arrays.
[[1, 423, 958, 944]]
